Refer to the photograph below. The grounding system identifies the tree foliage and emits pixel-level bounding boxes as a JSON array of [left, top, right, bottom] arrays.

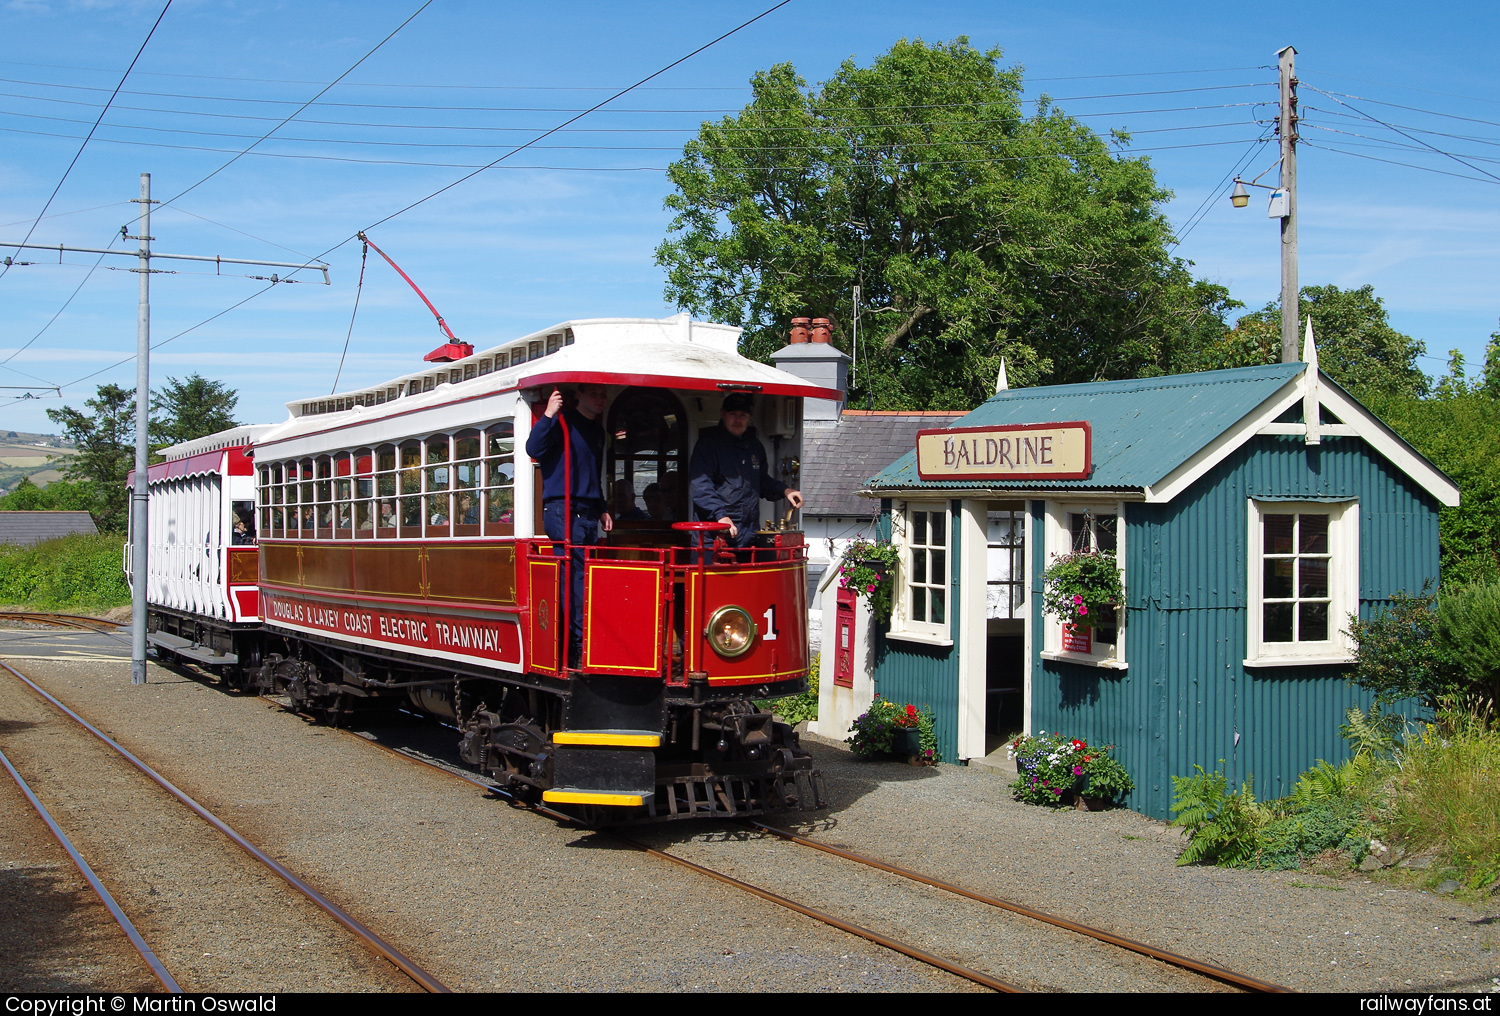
[[150, 373, 238, 448], [36, 375, 240, 532], [656, 38, 1234, 409], [1363, 331, 1500, 585], [1204, 284, 1428, 400], [45, 383, 134, 532]]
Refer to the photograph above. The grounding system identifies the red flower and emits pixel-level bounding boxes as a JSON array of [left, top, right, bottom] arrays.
[[906, 704, 917, 717], [1070, 739, 1086, 750]]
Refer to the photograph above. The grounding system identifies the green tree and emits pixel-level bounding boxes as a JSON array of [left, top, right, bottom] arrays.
[[44, 383, 134, 531], [656, 38, 1232, 409], [0, 477, 99, 513], [1211, 284, 1428, 400], [150, 373, 238, 448]]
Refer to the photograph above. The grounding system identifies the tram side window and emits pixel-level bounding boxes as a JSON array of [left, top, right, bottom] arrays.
[[315, 456, 333, 533], [353, 449, 374, 534], [606, 388, 687, 527], [299, 458, 314, 534], [425, 435, 451, 536], [398, 441, 422, 535], [374, 444, 398, 535], [452, 430, 482, 535], [485, 421, 515, 536]]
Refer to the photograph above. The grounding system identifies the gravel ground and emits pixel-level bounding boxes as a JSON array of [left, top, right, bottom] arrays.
[[3, 631, 1497, 994]]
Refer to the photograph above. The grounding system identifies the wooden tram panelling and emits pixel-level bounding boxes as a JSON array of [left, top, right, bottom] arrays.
[[260, 540, 517, 606], [685, 559, 808, 686], [261, 588, 524, 669], [582, 561, 665, 675]]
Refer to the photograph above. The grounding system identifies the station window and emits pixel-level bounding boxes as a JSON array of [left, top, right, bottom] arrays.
[[1041, 502, 1125, 668], [887, 501, 952, 644], [986, 507, 1026, 620], [1246, 500, 1358, 666]]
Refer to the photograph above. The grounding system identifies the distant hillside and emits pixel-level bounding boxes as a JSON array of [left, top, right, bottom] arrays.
[[0, 433, 76, 494]]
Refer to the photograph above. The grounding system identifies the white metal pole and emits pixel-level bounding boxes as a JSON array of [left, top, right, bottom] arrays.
[[130, 173, 153, 685]]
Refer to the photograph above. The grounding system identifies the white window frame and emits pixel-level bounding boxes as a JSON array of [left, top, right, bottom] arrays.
[[1245, 499, 1358, 666], [1039, 501, 1126, 669], [887, 500, 954, 646]]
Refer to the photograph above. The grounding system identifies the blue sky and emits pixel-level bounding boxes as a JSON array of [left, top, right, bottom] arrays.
[[1, 0, 1496, 434]]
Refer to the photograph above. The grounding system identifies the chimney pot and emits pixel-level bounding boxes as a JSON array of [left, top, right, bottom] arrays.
[[790, 317, 810, 344], [810, 318, 832, 344]]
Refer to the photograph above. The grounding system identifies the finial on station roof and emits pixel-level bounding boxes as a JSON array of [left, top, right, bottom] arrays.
[[1302, 318, 1321, 446], [995, 357, 1009, 393]]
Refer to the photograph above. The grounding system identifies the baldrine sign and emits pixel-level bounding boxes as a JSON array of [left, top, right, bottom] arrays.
[[914, 421, 1092, 481]]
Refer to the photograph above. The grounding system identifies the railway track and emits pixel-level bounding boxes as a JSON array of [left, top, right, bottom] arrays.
[[336, 710, 1287, 993], [0, 659, 450, 994], [0, 611, 127, 635], [58, 637, 1287, 992]]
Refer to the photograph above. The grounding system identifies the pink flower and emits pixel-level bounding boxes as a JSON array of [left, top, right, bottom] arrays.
[[1073, 765, 1083, 776], [1078, 605, 1088, 616], [1073, 594, 1083, 605]]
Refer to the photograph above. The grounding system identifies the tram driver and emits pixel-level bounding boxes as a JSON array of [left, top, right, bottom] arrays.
[[689, 392, 802, 548]]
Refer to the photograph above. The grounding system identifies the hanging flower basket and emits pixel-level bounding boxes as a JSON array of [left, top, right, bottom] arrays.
[[1041, 550, 1123, 630], [838, 537, 901, 622]]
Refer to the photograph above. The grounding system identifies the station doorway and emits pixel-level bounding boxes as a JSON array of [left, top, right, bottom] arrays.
[[983, 504, 1027, 754]]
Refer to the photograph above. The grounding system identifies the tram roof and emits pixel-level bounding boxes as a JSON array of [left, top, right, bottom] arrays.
[[255, 314, 840, 456]]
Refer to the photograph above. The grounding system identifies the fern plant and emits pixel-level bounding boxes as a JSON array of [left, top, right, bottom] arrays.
[[1170, 764, 1270, 866]]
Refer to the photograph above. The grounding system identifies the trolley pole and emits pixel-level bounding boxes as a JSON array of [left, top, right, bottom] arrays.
[[129, 173, 153, 685]]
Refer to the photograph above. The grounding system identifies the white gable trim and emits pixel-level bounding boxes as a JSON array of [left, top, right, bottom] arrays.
[[1316, 383, 1460, 507], [1147, 366, 1460, 507], [1146, 374, 1304, 503]]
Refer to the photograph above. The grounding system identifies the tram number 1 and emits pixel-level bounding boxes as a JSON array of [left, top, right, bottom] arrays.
[[761, 605, 778, 641]]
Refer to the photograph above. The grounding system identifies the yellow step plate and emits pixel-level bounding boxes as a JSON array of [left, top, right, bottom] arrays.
[[552, 731, 661, 748], [543, 789, 645, 807]]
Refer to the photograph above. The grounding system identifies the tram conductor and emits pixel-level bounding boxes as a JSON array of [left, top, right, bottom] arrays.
[[689, 392, 802, 546], [526, 384, 613, 665]]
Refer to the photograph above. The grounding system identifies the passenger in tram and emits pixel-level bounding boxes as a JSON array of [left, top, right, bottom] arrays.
[[232, 515, 256, 545], [458, 492, 480, 526], [525, 384, 613, 665], [689, 393, 802, 549], [378, 501, 397, 529]]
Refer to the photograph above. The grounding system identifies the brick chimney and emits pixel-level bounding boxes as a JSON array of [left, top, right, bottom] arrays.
[[770, 313, 849, 422]]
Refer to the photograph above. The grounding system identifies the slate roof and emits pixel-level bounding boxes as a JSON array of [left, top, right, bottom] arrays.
[[0, 511, 98, 546], [803, 410, 968, 516], [867, 363, 1307, 493]]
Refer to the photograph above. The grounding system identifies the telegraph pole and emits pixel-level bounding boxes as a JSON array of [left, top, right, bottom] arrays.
[[1278, 45, 1299, 364], [1, 172, 330, 686]]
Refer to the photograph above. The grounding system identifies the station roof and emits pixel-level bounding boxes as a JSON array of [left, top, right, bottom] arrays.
[[0, 511, 97, 546], [864, 362, 1459, 506]]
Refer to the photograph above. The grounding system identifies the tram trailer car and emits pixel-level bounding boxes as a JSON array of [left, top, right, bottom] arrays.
[[134, 425, 275, 670], [137, 315, 835, 823]]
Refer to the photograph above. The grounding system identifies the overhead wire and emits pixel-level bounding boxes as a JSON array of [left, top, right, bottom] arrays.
[[47, 0, 803, 398], [0, 0, 172, 283], [152, 0, 436, 211], [1302, 83, 1500, 185], [0, 57, 1263, 90]]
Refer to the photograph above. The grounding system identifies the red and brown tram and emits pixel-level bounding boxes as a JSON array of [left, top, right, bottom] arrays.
[[142, 314, 836, 822]]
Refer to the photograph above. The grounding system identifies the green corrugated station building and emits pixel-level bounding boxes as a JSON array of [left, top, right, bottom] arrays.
[[816, 345, 1459, 819]]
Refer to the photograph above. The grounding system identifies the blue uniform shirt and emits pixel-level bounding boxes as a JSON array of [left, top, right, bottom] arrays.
[[689, 424, 787, 546], [525, 409, 606, 505]]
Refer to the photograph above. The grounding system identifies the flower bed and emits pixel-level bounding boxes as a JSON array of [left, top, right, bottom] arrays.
[[1008, 731, 1134, 807], [847, 695, 938, 764]]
